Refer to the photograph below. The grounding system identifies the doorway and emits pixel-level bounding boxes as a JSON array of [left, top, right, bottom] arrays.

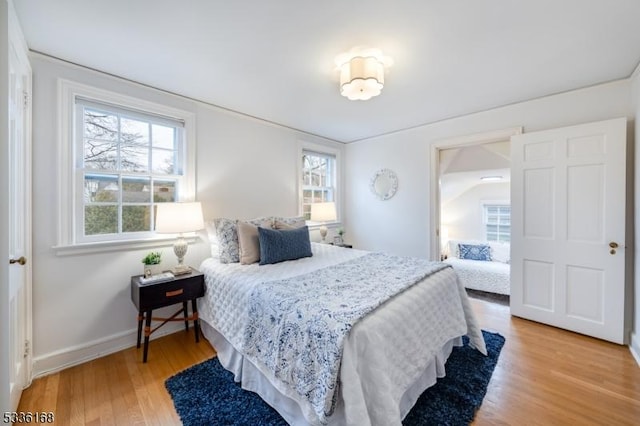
[[430, 127, 521, 261], [430, 128, 521, 305]]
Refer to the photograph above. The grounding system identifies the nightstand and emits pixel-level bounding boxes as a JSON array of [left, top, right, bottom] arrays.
[[130, 269, 205, 362], [330, 243, 353, 248]]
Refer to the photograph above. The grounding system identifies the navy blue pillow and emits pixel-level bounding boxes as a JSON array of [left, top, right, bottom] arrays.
[[458, 244, 492, 261], [258, 226, 313, 265]]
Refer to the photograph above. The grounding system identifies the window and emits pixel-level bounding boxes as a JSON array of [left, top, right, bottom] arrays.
[[484, 204, 511, 242], [301, 149, 337, 220], [58, 80, 195, 250], [77, 99, 185, 241]]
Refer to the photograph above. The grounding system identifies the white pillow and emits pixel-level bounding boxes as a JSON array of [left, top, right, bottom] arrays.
[[490, 242, 510, 264], [204, 220, 219, 259]]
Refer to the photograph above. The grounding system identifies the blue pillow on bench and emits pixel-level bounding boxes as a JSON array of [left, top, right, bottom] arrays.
[[258, 226, 313, 265], [458, 244, 492, 261]]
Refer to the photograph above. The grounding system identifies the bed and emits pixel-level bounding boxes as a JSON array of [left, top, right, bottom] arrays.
[[198, 221, 486, 426], [444, 240, 511, 296]]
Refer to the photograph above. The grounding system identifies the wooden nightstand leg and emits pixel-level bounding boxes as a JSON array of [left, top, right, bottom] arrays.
[[182, 301, 189, 332], [136, 311, 143, 348], [143, 309, 152, 363], [192, 299, 200, 343]]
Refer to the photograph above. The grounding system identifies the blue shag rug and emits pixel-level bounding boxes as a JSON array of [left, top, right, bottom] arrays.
[[165, 330, 504, 426]]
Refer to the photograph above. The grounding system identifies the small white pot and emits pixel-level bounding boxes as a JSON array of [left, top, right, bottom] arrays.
[[143, 263, 163, 277]]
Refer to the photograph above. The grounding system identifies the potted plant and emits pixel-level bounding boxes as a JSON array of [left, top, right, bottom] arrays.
[[334, 228, 345, 245], [142, 251, 163, 277]]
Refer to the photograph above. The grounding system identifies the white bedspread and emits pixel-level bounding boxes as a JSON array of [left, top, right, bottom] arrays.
[[444, 257, 511, 295], [198, 243, 486, 426]]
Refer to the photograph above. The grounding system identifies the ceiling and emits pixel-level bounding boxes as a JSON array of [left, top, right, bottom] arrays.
[[14, 1, 640, 143], [440, 142, 511, 205]]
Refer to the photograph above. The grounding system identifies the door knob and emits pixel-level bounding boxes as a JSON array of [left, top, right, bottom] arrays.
[[609, 241, 619, 255], [9, 256, 26, 265]]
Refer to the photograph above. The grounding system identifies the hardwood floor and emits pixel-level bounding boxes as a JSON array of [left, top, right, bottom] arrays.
[[18, 298, 640, 425], [18, 331, 216, 425]]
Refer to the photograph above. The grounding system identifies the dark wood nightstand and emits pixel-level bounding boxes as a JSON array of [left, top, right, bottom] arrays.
[[330, 243, 353, 248], [130, 269, 205, 362]]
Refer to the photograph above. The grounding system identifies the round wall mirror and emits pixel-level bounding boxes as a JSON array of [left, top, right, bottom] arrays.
[[370, 169, 398, 200]]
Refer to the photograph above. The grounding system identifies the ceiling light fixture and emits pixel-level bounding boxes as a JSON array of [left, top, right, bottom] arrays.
[[480, 176, 503, 182], [335, 47, 393, 101]]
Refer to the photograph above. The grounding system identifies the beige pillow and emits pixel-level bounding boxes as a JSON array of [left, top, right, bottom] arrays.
[[273, 216, 306, 230], [237, 220, 271, 264]]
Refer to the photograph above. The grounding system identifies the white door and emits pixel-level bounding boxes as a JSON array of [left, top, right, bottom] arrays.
[[510, 118, 627, 344], [4, 10, 32, 411]]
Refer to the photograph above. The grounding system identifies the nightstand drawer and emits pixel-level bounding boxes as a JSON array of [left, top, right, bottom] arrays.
[[131, 272, 205, 311], [142, 280, 200, 309]]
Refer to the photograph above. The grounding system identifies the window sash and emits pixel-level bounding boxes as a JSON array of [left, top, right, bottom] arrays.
[[76, 97, 185, 129], [484, 204, 511, 242], [74, 99, 186, 242], [301, 149, 337, 220]]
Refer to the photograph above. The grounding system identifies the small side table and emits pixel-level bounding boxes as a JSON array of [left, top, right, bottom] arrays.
[[330, 243, 353, 248], [130, 269, 205, 362]]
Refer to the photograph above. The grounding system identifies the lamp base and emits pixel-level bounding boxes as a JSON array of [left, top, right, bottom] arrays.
[[172, 235, 191, 275], [319, 225, 328, 243], [171, 264, 192, 276]]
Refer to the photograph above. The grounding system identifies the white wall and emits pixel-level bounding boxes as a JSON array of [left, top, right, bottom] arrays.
[[30, 54, 342, 375], [442, 182, 510, 242], [345, 80, 633, 259], [632, 67, 640, 362]]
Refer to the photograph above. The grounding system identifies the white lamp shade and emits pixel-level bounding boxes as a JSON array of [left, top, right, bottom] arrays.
[[310, 202, 337, 222], [155, 202, 204, 234]]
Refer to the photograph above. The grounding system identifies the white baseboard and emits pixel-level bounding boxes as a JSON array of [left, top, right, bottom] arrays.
[[630, 332, 640, 368], [32, 322, 183, 379]]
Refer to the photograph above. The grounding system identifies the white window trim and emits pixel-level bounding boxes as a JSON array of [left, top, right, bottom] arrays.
[[55, 79, 197, 254], [297, 141, 342, 228]]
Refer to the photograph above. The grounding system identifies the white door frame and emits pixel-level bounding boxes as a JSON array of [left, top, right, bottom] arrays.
[[429, 127, 522, 261]]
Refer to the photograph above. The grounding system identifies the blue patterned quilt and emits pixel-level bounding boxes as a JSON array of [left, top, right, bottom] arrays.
[[242, 252, 450, 425]]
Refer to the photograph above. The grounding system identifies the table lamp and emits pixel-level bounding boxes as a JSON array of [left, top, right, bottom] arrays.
[[310, 202, 337, 243], [155, 202, 204, 275]]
